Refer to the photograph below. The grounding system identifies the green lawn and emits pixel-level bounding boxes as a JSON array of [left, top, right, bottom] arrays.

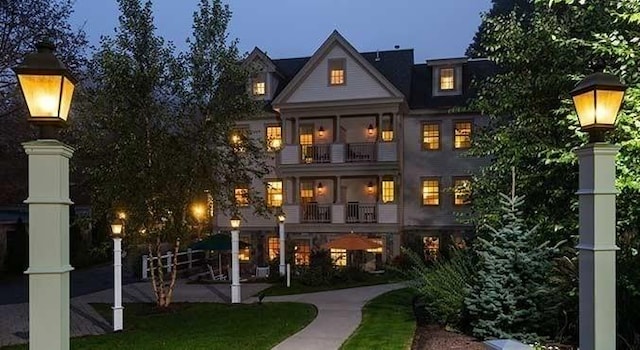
[[340, 288, 417, 350], [261, 273, 398, 296], [6, 302, 316, 350]]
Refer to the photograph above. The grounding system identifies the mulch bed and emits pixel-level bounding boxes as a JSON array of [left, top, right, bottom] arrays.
[[412, 324, 484, 350]]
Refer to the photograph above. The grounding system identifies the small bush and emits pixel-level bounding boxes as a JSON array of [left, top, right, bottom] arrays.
[[401, 246, 475, 328]]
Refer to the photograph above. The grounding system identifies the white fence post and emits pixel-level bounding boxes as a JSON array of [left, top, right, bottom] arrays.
[[166, 251, 173, 273], [187, 248, 193, 270], [142, 255, 148, 280]]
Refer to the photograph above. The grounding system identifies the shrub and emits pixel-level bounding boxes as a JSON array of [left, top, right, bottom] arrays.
[[401, 246, 475, 328]]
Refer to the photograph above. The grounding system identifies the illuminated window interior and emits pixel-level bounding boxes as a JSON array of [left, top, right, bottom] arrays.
[[423, 236, 440, 259], [267, 180, 283, 207], [439, 68, 455, 90], [253, 81, 265, 96], [299, 126, 314, 161], [454, 121, 472, 149], [268, 237, 280, 261], [239, 237, 251, 261], [266, 125, 282, 151], [294, 240, 310, 265], [422, 179, 440, 206], [329, 59, 345, 85], [382, 180, 394, 203], [454, 178, 471, 205], [300, 182, 314, 203], [422, 123, 440, 150], [331, 248, 347, 266], [381, 116, 394, 141], [235, 187, 249, 207]]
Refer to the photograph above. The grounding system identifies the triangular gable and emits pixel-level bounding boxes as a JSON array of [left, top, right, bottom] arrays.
[[272, 31, 405, 106], [243, 47, 277, 73]]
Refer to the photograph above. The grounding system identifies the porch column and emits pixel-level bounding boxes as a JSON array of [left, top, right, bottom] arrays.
[[335, 115, 341, 142], [376, 113, 382, 141], [334, 176, 341, 203]]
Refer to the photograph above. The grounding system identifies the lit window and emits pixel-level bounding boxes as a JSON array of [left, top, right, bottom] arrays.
[[382, 180, 394, 203], [294, 240, 310, 265], [268, 237, 280, 261], [265, 125, 282, 151], [231, 127, 248, 152], [331, 248, 347, 266], [422, 179, 440, 206], [253, 81, 265, 96], [300, 182, 314, 203], [454, 178, 471, 205], [381, 116, 394, 141], [239, 237, 251, 261], [235, 187, 249, 207], [328, 59, 346, 85], [422, 123, 440, 150], [439, 68, 455, 90], [267, 180, 283, 207], [454, 121, 472, 149], [299, 126, 314, 162], [423, 236, 440, 260]]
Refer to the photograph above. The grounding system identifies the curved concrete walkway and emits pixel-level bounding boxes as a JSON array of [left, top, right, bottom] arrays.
[[262, 283, 406, 350]]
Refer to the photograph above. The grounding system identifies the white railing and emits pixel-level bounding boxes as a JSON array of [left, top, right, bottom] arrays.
[[300, 203, 332, 223], [141, 248, 206, 280], [346, 143, 376, 162], [301, 144, 331, 163], [345, 203, 377, 223]]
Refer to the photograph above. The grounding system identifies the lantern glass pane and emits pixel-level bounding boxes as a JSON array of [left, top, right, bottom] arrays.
[[572, 90, 596, 128], [111, 224, 123, 235], [59, 77, 75, 121], [595, 89, 624, 126], [17, 74, 63, 119]]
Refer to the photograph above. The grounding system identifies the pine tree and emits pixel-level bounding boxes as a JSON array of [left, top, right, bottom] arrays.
[[465, 192, 553, 341]]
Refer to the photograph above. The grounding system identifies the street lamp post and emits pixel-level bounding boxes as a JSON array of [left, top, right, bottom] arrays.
[[570, 71, 626, 350], [230, 215, 242, 303], [110, 219, 125, 332], [13, 41, 77, 350], [277, 211, 286, 276]]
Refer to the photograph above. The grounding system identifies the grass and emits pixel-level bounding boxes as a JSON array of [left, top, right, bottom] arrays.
[[261, 273, 398, 296], [340, 288, 417, 350], [5, 302, 316, 350]]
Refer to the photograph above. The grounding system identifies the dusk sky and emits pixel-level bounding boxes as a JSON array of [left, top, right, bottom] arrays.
[[70, 1, 492, 61]]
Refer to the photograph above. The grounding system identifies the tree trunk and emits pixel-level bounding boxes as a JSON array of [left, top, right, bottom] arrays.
[[148, 237, 181, 308]]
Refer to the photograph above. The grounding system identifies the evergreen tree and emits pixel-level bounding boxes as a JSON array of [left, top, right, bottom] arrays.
[[465, 192, 554, 341]]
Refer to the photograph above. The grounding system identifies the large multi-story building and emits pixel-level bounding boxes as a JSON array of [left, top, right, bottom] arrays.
[[214, 31, 492, 268]]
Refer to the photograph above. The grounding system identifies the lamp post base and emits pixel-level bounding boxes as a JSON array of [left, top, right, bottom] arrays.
[[279, 264, 285, 276], [112, 306, 124, 332], [231, 284, 241, 304]]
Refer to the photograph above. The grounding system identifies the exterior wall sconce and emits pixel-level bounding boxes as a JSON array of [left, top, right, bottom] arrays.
[[318, 125, 325, 138], [367, 181, 375, 194], [317, 182, 324, 194], [367, 124, 375, 136]]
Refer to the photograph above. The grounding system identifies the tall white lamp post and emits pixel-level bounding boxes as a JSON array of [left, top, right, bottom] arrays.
[[110, 219, 125, 332], [570, 71, 626, 350], [230, 215, 242, 303], [14, 41, 77, 350], [277, 211, 286, 276]]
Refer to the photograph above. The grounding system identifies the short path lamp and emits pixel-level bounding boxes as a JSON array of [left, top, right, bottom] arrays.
[[570, 70, 626, 350], [110, 219, 125, 332], [14, 40, 76, 350], [230, 215, 242, 303], [277, 210, 286, 276]]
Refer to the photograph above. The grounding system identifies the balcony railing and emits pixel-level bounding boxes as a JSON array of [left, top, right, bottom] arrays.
[[345, 202, 377, 223], [301, 202, 332, 223], [346, 143, 376, 162], [301, 145, 330, 163]]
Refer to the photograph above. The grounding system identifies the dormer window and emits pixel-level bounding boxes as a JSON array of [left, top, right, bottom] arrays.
[[328, 58, 346, 85], [252, 80, 265, 96], [439, 68, 455, 91]]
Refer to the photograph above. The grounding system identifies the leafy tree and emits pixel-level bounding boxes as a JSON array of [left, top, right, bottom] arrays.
[[0, 0, 87, 204], [466, 0, 640, 345], [465, 192, 555, 342]]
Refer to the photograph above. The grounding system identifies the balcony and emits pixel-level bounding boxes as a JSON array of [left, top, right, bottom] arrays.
[[346, 202, 377, 223], [346, 143, 376, 163], [281, 142, 397, 165], [282, 203, 397, 224], [300, 202, 331, 223], [301, 145, 330, 164]]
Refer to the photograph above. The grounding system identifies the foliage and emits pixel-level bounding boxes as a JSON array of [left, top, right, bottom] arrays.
[[466, 0, 640, 345], [6, 302, 316, 350], [296, 249, 336, 286], [466, 193, 556, 342], [261, 272, 396, 296], [5, 218, 28, 274], [401, 246, 475, 328], [340, 288, 417, 350]]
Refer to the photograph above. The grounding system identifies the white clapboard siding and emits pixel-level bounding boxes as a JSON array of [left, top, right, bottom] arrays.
[[283, 205, 300, 224], [331, 204, 345, 224], [331, 144, 345, 163], [377, 204, 398, 224], [287, 45, 393, 103], [281, 145, 299, 164], [377, 142, 397, 162]]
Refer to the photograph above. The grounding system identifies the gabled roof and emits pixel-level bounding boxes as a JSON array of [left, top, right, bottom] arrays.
[[272, 30, 406, 106], [244, 47, 278, 72]]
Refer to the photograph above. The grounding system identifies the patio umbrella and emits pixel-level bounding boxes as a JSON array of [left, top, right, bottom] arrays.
[[189, 234, 250, 275], [322, 233, 381, 250]]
